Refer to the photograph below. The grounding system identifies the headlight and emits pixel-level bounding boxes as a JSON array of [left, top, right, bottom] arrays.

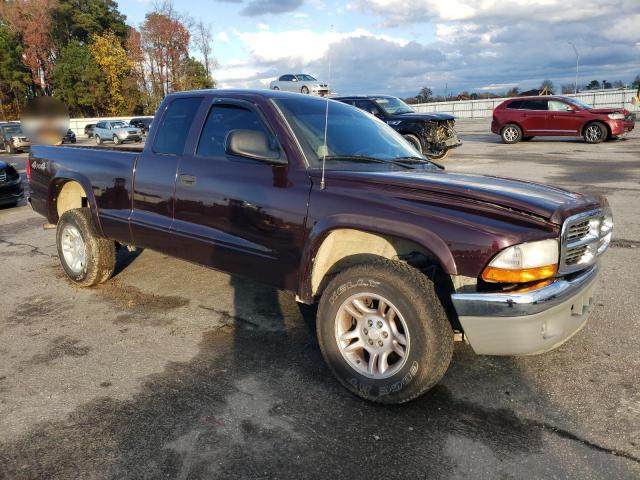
[[608, 113, 625, 120], [482, 238, 559, 283]]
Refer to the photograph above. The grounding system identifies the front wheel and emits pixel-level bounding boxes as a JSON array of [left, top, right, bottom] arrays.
[[113, 135, 121, 145], [583, 122, 607, 144], [317, 259, 453, 404], [56, 208, 116, 287], [96, 135, 102, 145], [272, 86, 280, 90], [7, 143, 15, 154], [301, 86, 310, 94], [501, 124, 522, 144], [402, 134, 423, 154], [428, 149, 450, 160]]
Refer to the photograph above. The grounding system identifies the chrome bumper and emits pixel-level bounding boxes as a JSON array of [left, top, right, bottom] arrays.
[[451, 265, 599, 355]]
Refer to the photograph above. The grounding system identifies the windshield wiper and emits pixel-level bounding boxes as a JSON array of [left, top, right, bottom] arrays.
[[323, 155, 415, 170]]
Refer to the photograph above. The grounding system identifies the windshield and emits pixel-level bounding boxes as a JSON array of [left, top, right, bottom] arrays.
[[372, 96, 414, 115], [565, 97, 593, 110], [111, 121, 127, 128], [5, 126, 22, 135], [296, 74, 317, 81], [274, 97, 430, 169]]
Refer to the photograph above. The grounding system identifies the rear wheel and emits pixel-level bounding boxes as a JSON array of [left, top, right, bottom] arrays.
[[501, 124, 522, 144], [56, 208, 116, 287], [583, 122, 607, 144], [317, 259, 453, 404], [272, 86, 279, 90], [403, 134, 423, 154], [301, 86, 310, 94]]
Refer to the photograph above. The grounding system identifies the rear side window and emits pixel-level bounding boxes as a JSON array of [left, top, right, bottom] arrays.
[[521, 100, 548, 110], [197, 104, 274, 160], [355, 100, 380, 115], [506, 100, 523, 109], [153, 97, 202, 155]]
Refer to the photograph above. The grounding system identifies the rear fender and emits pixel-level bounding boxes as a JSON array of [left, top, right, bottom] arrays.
[[48, 171, 103, 236]]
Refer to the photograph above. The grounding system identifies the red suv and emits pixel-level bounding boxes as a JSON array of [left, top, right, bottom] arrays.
[[492, 95, 635, 144]]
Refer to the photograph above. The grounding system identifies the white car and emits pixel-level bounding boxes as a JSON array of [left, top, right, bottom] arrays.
[[94, 120, 142, 145], [269, 74, 330, 96]]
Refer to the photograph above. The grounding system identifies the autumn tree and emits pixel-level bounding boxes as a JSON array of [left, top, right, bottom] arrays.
[[0, 24, 32, 119], [193, 20, 215, 83], [89, 31, 134, 115], [51, 0, 127, 48]]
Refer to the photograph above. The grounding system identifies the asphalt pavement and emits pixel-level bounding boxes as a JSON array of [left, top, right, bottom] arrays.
[[0, 123, 638, 479]]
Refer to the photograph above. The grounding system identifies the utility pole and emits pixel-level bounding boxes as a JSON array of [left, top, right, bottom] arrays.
[[568, 42, 579, 94]]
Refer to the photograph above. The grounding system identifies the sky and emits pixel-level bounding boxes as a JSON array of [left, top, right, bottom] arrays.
[[122, 0, 640, 97]]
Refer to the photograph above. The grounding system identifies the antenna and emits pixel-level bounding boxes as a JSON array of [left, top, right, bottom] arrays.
[[320, 24, 334, 191]]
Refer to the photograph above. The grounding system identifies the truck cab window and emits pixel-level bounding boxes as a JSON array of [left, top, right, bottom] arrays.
[[197, 104, 275, 160], [153, 97, 202, 155]]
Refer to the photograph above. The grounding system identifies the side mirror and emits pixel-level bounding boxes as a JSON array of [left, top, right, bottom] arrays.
[[291, 78, 298, 82], [225, 129, 286, 164]]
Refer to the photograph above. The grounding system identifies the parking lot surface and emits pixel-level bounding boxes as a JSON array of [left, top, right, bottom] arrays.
[[1, 121, 639, 479]]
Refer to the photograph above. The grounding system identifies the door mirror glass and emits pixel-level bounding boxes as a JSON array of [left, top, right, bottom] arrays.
[[226, 129, 285, 164]]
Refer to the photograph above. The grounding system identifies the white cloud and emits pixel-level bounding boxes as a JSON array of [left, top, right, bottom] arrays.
[[257, 22, 270, 30], [217, 32, 230, 43]]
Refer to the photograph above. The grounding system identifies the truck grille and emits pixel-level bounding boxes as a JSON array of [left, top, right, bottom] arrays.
[[0, 171, 5, 183], [559, 208, 612, 274]]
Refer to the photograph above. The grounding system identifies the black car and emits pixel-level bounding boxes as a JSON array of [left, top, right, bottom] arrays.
[[0, 159, 24, 207], [84, 124, 95, 138], [62, 129, 76, 144], [333, 95, 462, 159], [128, 117, 153, 135]]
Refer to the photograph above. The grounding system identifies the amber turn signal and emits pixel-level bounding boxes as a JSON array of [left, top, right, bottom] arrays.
[[481, 264, 558, 283]]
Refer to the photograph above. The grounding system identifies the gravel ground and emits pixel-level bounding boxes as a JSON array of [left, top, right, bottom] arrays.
[[0, 121, 638, 479]]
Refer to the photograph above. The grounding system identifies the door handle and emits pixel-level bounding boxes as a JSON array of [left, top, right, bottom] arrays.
[[180, 174, 197, 186]]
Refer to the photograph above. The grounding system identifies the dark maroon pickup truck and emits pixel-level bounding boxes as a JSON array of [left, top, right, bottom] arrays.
[[28, 90, 612, 403]]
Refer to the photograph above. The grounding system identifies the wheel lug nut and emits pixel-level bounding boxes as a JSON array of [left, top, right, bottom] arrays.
[[363, 328, 368, 335], [382, 331, 388, 338], [368, 319, 373, 327], [378, 340, 384, 347], [368, 339, 374, 345], [376, 321, 383, 328]]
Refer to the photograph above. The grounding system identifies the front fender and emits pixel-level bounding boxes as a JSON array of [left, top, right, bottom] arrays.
[[296, 213, 456, 303]]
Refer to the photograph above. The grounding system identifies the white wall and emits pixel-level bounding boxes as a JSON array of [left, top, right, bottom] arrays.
[[411, 88, 640, 118]]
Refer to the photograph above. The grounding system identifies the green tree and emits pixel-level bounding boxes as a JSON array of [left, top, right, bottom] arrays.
[[52, 40, 108, 116], [0, 24, 31, 120], [178, 57, 214, 91], [632, 75, 640, 88], [586, 79, 601, 90], [51, 0, 127, 48]]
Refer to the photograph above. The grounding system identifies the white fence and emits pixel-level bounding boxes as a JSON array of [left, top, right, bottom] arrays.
[[411, 88, 640, 118]]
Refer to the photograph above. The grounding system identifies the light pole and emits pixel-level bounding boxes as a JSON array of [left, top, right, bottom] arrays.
[[568, 42, 579, 94]]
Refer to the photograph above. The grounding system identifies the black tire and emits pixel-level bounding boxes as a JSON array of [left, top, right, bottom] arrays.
[[301, 86, 310, 94], [402, 134, 423, 154], [583, 122, 607, 144], [428, 149, 450, 160], [501, 124, 522, 144], [96, 135, 102, 145], [522, 136, 535, 141], [272, 86, 279, 90], [56, 208, 116, 287], [317, 259, 453, 404], [7, 143, 15, 154], [113, 135, 121, 145]]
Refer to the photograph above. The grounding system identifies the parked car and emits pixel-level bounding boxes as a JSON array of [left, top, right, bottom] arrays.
[[269, 74, 329, 96], [1, 123, 31, 154], [492, 95, 636, 144], [0, 159, 24, 207], [84, 124, 95, 138], [334, 95, 461, 159], [28, 90, 611, 404], [62, 129, 76, 144], [129, 117, 153, 135], [94, 120, 142, 145]]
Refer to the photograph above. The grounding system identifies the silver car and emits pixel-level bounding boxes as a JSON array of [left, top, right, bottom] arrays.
[[94, 120, 142, 145], [269, 74, 330, 96]]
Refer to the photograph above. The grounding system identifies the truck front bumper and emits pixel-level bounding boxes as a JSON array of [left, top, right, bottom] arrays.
[[451, 265, 599, 355]]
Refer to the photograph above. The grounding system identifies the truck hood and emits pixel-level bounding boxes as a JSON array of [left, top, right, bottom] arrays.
[[320, 169, 604, 224], [387, 112, 455, 122]]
